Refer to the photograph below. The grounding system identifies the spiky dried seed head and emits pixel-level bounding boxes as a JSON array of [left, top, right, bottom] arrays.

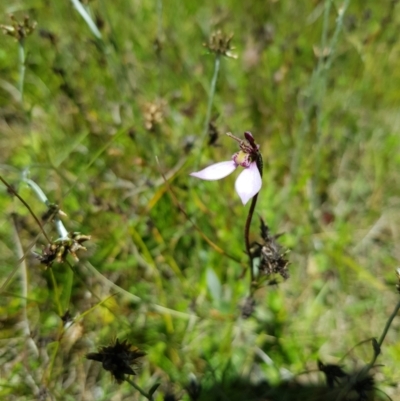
[[86, 338, 146, 383], [1, 14, 36, 41], [203, 30, 237, 58], [257, 218, 289, 281], [35, 232, 91, 267]]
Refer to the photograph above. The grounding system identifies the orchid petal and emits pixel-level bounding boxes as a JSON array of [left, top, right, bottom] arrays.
[[235, 162, 262, 205], [190, 161, 237, 181]]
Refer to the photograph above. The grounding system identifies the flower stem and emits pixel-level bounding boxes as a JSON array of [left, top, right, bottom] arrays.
[[370, 298, 400, 367], [11, 213, 39, 357], [337, 297, 400, 400], [245, 193, 258, 293], [70, 0, 102, 39], [245, 153, 263, 294], [18, 39, 25, 104], [125, 378, 154, 400], [156, 0, 163, 96], [195, 53, 221, 168], [23, 176, 69, 239], [49, 268, 62, 315], [0, 174, 51, 243], [23, 176, 49, 204]]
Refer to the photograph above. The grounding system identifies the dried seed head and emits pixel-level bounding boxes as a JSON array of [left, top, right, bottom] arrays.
[[318, 360, 375, 399], [86, 338, 146, 383], [259, 219, 289, 280], [1, 14, 37, 41], [35, 231, 91, 267], [250, 218, 290, 283], [143, 100, 166, 131], [318, 360, 347, 388], [351, 374, 375, 400], [204, 30, 237, 58]]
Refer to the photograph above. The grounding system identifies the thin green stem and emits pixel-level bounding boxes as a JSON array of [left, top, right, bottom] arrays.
[[54, 217, 68, 238], [23, 177, 69, 239], [204, 54, 221, 135], [70, 0, 102, 39], [18, 39, 25, 104], [245, 193, 258, 293], [196, 54, 221, 168], [316, 0, 332, 75], [12, 214, 29, 336], [245, 153, 263, 295], [290, 0, 349, 179], [12, 214, 39, 357], [157, 0, 163, 39], [0, 175, 51, 243], [49, 269, 62, 316], [312, 0, 350, 209], [322, 0, 350, 73], [23, 177, 49, 204], [125, 378, 154, 400], [371, 298, 400, 367], [337, 297, 400, 401], [42, 339, 60, 385], [156, 0, 163, 96]]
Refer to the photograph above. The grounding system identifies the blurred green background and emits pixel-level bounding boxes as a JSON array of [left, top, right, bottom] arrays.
[[1, 0, 400, 400]]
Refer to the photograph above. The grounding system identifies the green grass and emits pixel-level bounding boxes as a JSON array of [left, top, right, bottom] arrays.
[[1, 0, 400, 400]]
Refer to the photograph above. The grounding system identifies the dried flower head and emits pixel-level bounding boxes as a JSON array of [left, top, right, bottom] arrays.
[[251, 218, 289, 282], [1, 14, 37, 41], [204, 30, 237, 58], [318, 360, 347, 388], [86, 338, 146, 383], [143, 100, 165, 131], [351, 374, 375, 400], [318, 360, 375, 400], [35, 232, 91, 267]]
